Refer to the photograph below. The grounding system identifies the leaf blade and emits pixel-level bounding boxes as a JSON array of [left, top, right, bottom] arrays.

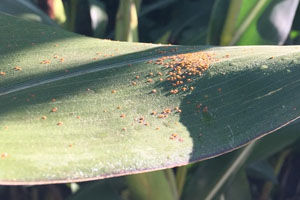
[[0, 14, 300, 185]]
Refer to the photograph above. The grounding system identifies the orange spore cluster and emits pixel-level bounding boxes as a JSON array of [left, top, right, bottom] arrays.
[[57, 122, 63, 126], [1, 152, 8, 159], [40, 60, 51, 64], [152, 107, 181, 119], [14, 66, 22, 71], [153, 51, 214, 94], [41, 116, 47, 120]]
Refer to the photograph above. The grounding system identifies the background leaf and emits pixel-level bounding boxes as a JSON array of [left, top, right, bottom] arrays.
[[115, 0, 140, 42], [126, 170, 177, 200], [0, 0, 56, 25], [88, 0, 108, 38], [208, 0, 299, 45]]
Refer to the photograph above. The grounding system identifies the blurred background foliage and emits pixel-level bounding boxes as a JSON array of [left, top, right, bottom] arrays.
[[1, 0, 300, 199]]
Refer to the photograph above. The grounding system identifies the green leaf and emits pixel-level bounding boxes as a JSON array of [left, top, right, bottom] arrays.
[[181, 121, 300, 200], [88, 0, 108, 38], [67, 179, 123, 200], [139, 0, 176, 18], [208, 0, 299, 45], [167, 0, 215, 45], [182, 142, 256, 200], [52, 0, 67, 26], [1, 14, 300, 184], [247, 120, 300, 162], [63, 0, 92, 35], [247, 160, 278, 183], [0, 0, 56, 25], [223, 169, 252, 200], [126, 170, 176, 200], [207, 0, 230, 45], [115, 0, 139, 42]]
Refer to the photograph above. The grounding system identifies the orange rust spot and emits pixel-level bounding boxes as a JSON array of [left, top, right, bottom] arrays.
[[1, 153, 8, 159], [147, 78, 153, 83], [144, 122, 150, 126], [151, 111, 157, 115], [178, 138, 184, 142], [159, 78, 164, 82], [53, 55, 59, 59], [68, 144, 73, 148], [122, 127, 127, 131], [190, 86, 194, 91], [135, 75, 140, 79], [157, 72, 163, 76], [57, 122, 63, 126], [268, 56, 274, 60], [156, 127, 160, 130], [0, 71, 6, 76], [181, 87, 187, 91], [170, 89, 178, 94], [157, 114, 166, 119], [170, 133, 178, 140], [41, 116, 47, 120], [117, 106, 121, 109], [59, 58, 64, 63], [151, 89, 157, 94], [111, 90, 117, 94], [131, 81, 137, 86], [76, 116, 80, 119], [120, 114, 126, 118], [14, 66, 22, 71], [149, 72, 154, 76], [40, 60, 51, 64], [163, 108, 171, 114], [174, 107, 181, 113], [51, 107, 58, 112]]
